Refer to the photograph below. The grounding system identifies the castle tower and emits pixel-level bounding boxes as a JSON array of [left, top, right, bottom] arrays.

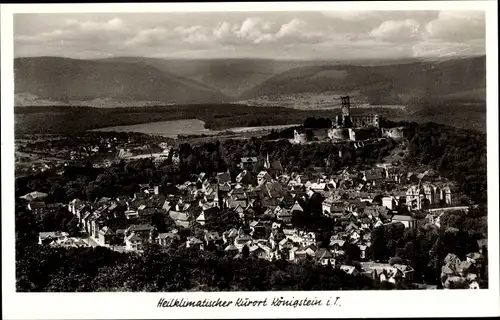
[[341, 96, 351, 117], [340, 96, 352, 128]]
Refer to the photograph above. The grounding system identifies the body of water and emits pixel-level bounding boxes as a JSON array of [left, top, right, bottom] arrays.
[[90, 119, 300, 138]]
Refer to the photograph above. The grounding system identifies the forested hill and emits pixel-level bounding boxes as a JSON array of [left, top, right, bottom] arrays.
[[14, 57, 230, 105], [406, 122, 487, 204], [240, 56, 486, 105]]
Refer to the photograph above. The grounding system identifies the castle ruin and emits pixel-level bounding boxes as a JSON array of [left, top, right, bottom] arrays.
[[328, 96, 380, 142]]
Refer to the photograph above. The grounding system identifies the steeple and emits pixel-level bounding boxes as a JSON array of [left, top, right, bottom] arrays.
[[264, 152, 271, 169]]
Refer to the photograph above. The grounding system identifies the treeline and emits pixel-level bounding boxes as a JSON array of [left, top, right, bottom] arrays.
[[15, 104, 312, 134], [15, 103, 408, 135], [303, 117, 332, 128], [368, 217, 486, 286], [406, 122, 487, 204], [16, 241, 416, 292]]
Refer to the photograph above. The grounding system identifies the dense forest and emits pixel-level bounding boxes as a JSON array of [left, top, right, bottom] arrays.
[[406, 122, 487, 204], [16, 241, 418, 292], [14, 104, 407, 135]]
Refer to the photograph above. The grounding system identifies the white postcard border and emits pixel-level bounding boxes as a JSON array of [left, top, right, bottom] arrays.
[[2, 1, 499, 319]]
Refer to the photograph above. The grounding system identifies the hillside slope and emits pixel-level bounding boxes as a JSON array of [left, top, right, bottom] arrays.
[[240, 56, 486, 105], [101, 57, 329, 97], [14, 57, 230, 106]]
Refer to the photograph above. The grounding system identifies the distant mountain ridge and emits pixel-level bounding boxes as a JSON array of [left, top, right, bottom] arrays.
[[14, 57, 230, 106], [99, 57, 327, 97], [239, 55, 486, 105], [14, 55, 485, 108]]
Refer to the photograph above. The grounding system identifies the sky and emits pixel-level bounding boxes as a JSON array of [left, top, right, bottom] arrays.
[[14, 10, 485, 60]]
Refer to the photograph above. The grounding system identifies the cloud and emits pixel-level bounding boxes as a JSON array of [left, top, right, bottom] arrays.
[[276, 19, 304, 38], [425, 11, 485, 42], [369, 19, 420, 42], [124, 27, 170, 47], [16, 17, 131, 45], [237, 17, 264, 39], [213, 22, 234, 39], [412, 39, 485, 58], [14, 12, 485, 60], [321, 11, 385, 21]]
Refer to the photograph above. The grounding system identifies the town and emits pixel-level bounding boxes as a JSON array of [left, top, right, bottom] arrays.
[[15, 98, 488, 291]]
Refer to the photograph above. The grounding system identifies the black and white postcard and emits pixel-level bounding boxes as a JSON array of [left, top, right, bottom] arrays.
[[2, 1, 499, 319]]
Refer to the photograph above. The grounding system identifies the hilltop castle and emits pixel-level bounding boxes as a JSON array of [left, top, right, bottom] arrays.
[[328, 96, 380, 142]]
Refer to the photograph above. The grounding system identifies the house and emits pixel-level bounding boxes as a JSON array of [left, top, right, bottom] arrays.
[[156, 232, 180, 246], [251, 244, 273, 261], [50, 237, 89, 249], [278, 237, 296, 251], [466, 252, 483, 265], [219, 181, 232, 193], [27, 201, 46, 214], [186, 237, 205, 250], [236, 170, 256, 185], [68, 198, 85, 215], [444, 276, 469, 289], [322, 198, 335, 215], [457, 261, 474, 277], [363, 169, 385, 186], [325, 200, 346, 218], [20, 191, 49, 202], [204, 231, 222, 246], [382, 196, 396, 210], [249, 221, 267, 238], [223, 228, 239, 244], [98, 226, 115, 246], [196, 206, 218, 226], [90, 214, 104, 238], [264, 154, 283, 177], [391, 215, 417, 229], [197, 172, 208, 183], [289, 245, 317, 262], [125, 209, 139, 220], [125, 233, 144, 251], [350, 229, 362, 242], [275, 206, 292, 224], [298, 231, 317, 247], [444, 253, 461, 268], [217, 172, 232, 185], [309, 182, 328, 192], [257, 171, 272, 185], [340, 265, 360, 276], [234, 232, 253, 250], [477, 239, 487, 254], [329, 239, 346, 252], [239, 157, 258, 170], [393, 264, 415, 282], [169, 211, 190, 228], [162, 200, 172, 213], [38, 231, 69, 245], [315, 248, 335, 267], [358, 245, 368, 259], [289, 201, 305, 214], [81, 211, 92, 233], [224, 244, 239, 255], [125, 224, 155, 242]]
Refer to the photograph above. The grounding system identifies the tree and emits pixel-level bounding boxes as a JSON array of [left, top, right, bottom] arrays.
[[345, 243, 361, 262], [242, 245, 250, 259]]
